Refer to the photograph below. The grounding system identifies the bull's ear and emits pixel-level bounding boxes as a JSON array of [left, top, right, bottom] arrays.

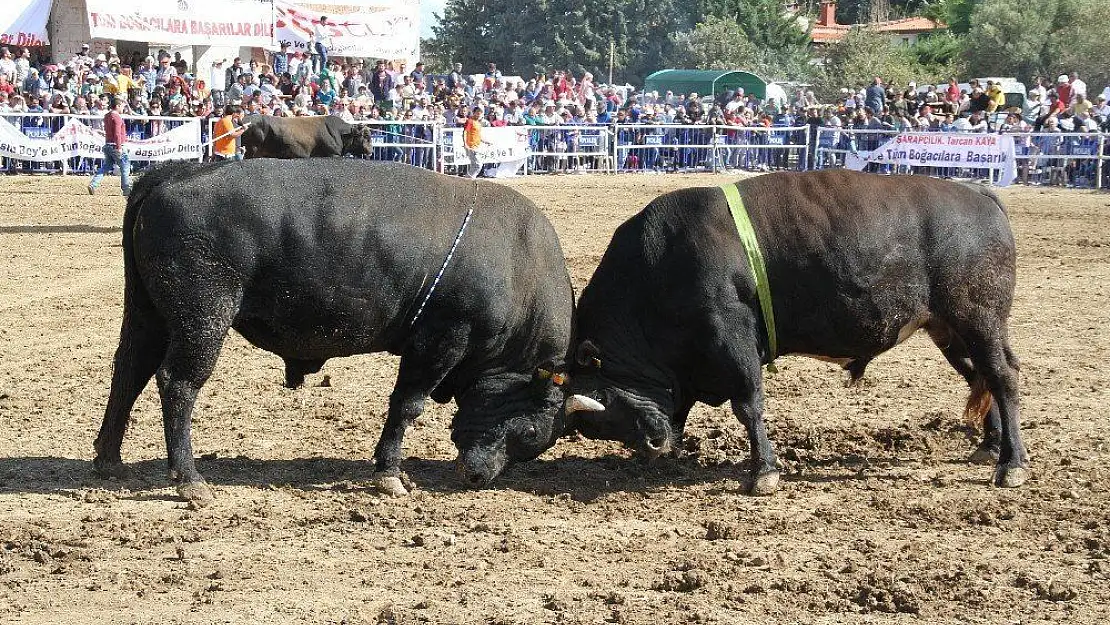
[[535, 361, 567, 386], [575, 340, 602, 368]]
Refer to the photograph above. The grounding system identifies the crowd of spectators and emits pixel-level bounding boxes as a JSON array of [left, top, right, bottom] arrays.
[[2, 40, 1109, 138]]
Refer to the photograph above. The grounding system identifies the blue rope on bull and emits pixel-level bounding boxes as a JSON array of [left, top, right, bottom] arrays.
[[409, 185, 477, 328]]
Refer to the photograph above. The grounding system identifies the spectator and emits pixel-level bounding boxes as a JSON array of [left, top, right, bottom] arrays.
[[463, 106, 486, 178], [210, 59, 228, 106], [313, 16, 333, 73], [14, 48, 31, 86], [88, 97, 131, 196], [369, 59, 392, 103], [447, 62, 464, 90], [272, 43, 289, 76], [0, 48, 15, 83], [411, 61, 426, 86], [212, 104, 247, 160], [1053, 75, 1072, 114], [1069, 72, 1086, 103], [865, 77, 885, 116]]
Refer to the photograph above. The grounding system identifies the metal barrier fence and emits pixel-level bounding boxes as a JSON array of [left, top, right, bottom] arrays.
[[436, 124, 810, 175], [1, 112, 199, 175], [616, 124, 810, 173], [814, 127, 1109, 189], [4, 113, 1110, 190]]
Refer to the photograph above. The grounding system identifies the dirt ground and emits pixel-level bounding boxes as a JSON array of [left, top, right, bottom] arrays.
[[0, 171, 1108, 624]]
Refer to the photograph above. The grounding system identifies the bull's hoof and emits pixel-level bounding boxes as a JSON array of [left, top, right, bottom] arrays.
[[372, 472, 411, 497], [968, 443, 1000, 466], [749, 471, 780, 496], [177, 481, 216, 506], [993, 466, 1029, 488], [93, 457, 128, 480]]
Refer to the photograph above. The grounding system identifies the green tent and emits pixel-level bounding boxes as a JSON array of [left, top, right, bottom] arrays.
[[643, 69, 767, 100]]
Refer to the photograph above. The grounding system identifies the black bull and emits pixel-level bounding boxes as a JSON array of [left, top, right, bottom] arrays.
[[94, 159, 575, 504], [241, 115, 373, 159], [565, 170, 1028, 493]]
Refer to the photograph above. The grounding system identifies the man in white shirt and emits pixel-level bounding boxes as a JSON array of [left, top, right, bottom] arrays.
[[209, 59, 227, 107], [1069, 72, 1086, 103], [0, 48, 16, 83], [313, 16, 333, 74]]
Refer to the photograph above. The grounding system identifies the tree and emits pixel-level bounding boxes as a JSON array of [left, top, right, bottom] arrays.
[[963, 0, 1086, 83], [670, 17, 758, 71], [426, 0, 695, 84], [922, 0, 980, 34], [695, 0, 813, 80], [700, 0, 811, 51], [814, 27, 941, 100]]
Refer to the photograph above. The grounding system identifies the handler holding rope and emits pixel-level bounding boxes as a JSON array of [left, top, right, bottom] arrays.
[[213, 105, 248, 161]]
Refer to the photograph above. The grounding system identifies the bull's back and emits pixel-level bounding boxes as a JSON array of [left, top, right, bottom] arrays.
[[618, 170, 1014, 359], [130, 159, 565, 358], [736, 171, 1014, 354]]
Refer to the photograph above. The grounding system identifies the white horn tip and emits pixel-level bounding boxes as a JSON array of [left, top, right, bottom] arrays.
[[567, 394, 605, 415]]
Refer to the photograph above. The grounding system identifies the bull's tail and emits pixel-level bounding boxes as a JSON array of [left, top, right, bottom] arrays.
[[94, 176, 169, 466], [963, 376, 994, 429]]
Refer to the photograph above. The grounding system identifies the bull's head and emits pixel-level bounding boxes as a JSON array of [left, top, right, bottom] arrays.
[[450, 364, 601, 487], [563, 339, 675, 459], [343, 124, 374, 157]]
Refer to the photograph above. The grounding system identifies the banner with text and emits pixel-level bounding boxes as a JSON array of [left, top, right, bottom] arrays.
[[444, 127, 531, 178], [86, 0, 274, 48], [0, 0, 51, 47], [0, 116, 203, 162], [844, 132, 1017, 186], [274, 0, 419, 65]]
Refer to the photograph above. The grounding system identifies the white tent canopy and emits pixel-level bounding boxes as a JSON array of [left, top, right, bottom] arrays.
[[1, 0, 52, 47]]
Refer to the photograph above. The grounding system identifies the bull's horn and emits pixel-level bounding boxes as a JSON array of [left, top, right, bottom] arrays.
[[566, 394, 605, 415]]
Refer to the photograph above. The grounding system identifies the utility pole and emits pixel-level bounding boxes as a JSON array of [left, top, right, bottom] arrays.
[[608, 40, 615, 85]]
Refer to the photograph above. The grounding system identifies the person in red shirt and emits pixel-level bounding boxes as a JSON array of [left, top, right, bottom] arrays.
[[88, 97, 131, 196]]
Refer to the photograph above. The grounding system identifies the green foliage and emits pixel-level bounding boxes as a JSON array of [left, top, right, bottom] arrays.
[[906, 32, 965, 75], [426, 0, 695, 84], [693, 0, 814, 81], [699, 0, 811, 50], [922, 0, 979, 34], [962, 0, 1096, 84], [814, 27, 950, 100], [670, 17, 758, 71], [669, 15, 815, 82]]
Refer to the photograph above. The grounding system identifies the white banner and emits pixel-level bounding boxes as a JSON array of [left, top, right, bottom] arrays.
[[86, 0, 274, 48], [845, 132, 1018, 186], [0, 0, 51, 47], [274, 0, 418, 64], [0, 116, 203, 162], [445, 126, 531, 178]]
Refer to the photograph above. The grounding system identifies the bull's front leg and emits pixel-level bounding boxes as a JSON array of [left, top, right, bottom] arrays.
[[370, 389, 427, 496], [731, 377, 780, 496]]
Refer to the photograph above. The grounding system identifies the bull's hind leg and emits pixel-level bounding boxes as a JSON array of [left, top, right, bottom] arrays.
[[155, 294, 240, 505], [924, 321, 1003, 464], [955, 322, 1027, 487], [94, 314, 168, 479]]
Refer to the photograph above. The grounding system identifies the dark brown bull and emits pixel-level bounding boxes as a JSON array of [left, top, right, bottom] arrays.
[[565, 170, 1027, 494], [241, 115, 373, 159]]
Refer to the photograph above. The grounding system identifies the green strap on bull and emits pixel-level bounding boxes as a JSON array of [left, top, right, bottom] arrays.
[[720, 183, 778, 373]]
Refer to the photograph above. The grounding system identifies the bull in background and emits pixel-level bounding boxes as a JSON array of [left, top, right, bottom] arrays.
[[565, 170, 1027, 494], [241, 115, 374, 159], [94, 159, 579, 504]]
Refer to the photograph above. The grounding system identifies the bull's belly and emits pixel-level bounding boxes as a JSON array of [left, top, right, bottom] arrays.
[[232, 291, 396, 359], [786, 311, 932, 363]]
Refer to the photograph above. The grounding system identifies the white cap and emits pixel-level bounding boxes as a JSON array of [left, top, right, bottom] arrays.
[[1057, 74, 1069, 83]]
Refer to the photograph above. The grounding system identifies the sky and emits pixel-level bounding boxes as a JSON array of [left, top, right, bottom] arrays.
[[420, 0, 445, 38]]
